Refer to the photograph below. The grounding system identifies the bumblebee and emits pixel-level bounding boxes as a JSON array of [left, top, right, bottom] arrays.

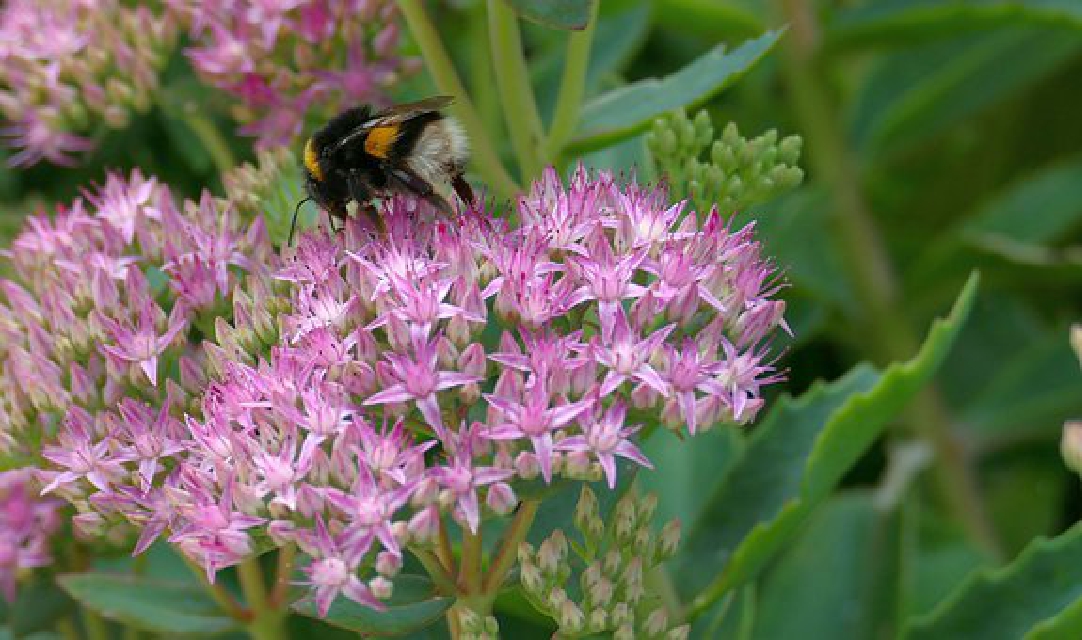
[[293, 96, 474, 243]]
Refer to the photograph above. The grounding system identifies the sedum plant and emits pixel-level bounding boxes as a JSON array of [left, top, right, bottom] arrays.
[[0, 0, 1000, 639]]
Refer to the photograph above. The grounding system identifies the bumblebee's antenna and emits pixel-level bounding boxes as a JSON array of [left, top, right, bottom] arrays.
[[290, 197, 313, 246]]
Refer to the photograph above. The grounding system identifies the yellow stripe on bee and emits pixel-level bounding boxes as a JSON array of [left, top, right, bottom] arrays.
[[364, 125, 399, 159], [303, 138, 323, 181]]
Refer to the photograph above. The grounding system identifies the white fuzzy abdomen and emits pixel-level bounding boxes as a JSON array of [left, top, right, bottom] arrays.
[[407, 117, 469, 185]]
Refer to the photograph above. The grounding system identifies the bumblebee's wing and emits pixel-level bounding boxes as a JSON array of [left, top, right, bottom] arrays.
[[330, 96, 456, 155], [364, 96, 455, 125]]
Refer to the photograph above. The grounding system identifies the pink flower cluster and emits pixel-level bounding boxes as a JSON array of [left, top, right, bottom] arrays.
[[174, 0, 415, 149], [2, 166, 784, 614], [0, 470, 62, 601], [169, 167, 786, 614], [0, 169, 275, 594], [0, 0, 176, 166]]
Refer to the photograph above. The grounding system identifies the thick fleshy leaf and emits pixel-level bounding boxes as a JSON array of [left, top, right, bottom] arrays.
[[903, 522, 1082, 640], [292, 574, 452, 636], [639, 427, 744, 528], [850, 29, 1080, 156], [58, 573, 236, 635], [752, 493, 900, 640], [504, 0, 595, 30], [680, 273, 979, 615], [827, 0, 1082, 50], [569, 30, 782, 152], [963, 159, 1082, 245]]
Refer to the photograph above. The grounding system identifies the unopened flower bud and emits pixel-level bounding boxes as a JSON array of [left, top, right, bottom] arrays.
[[1063, 422, 1082, 476], [667, 624, 691, 640], [574, 487, 599, 534], [408, 505, 440, 545], [659, 519, 682, 560], [646, 608, 669, 636], [518, 542, 535, 565], [604, 550, 623, 575], [486, 482, 517, 515], [547, 587, 568, 611], [622, 558, 645, 603], [612, 602, 633, 628], [376, 551, 402, 577], [588, 608, 608, 633], [557, 599, 585, 634], [516, 452, 540, 479], [564, 451, 592, 479], [588, 577, 614, 608], [369, 576, 393, 600], [637, 493, 659, 524], [614, 497, 637, 543], [520, 560, 544, 595]]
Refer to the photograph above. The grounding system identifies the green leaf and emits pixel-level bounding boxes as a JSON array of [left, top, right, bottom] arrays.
[[681, 273, 979, 615], [652, 0, 764, 40], [639, 427, 744, 529], [568, 30, 782, 153], [903, 522, 1082, 640], [503, 0, 596, 30], [292, 574, 452, 636], [963, 158, 1082, 244], [752, 493, 899, 640], [850, 28, 1080, 156], [58, 573, 236, 636], [741, 187, 858, 312], [827, 0, 1082, 51]]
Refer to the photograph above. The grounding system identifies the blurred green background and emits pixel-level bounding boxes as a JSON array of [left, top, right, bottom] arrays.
[[2, 1, 1081, 638]]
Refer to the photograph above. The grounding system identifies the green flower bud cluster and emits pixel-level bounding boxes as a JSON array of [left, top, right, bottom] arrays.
[[222, 148, 297, 219], [456, 607, 500, 640], [647, 109, 804, 215], [519, 486, 688, 639]]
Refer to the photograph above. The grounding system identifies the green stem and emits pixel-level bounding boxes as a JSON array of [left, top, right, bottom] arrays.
[[181, 552, 248, 621], [412, 547, 458, 595], [270, 544, 296, 608], [544, 0, 599, 161], [82, 607, 109, 640], [237, 557, 287, 640], [482, 499, 539, 594], [460, 529, 484, 595], [487, 0, 547, 182], [56, 617, 79, 640], [773, 0, 1000, 558], [399, 0, 520, 199]]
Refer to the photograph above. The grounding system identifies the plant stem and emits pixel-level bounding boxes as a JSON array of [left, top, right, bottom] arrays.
[[82, 608, 109, 640], [181, 552, 248, 620], [237, 557, 287, 640], [399, 0, 520, 199], [412, 547, 458, 595], [487, 0, 547, 182], [544, 0, 599, 161], [459, 528, 484, 595], [270, 544, 296, 607], [438, 515, 455, 576], [482, 499, 539, 594], [773, 0, 1001, 558]]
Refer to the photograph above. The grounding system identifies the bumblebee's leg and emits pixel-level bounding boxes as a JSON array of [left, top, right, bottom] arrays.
[[387, 167, 453, 213], [451, 173, 475, 206], [347, 170, 385, 232]]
